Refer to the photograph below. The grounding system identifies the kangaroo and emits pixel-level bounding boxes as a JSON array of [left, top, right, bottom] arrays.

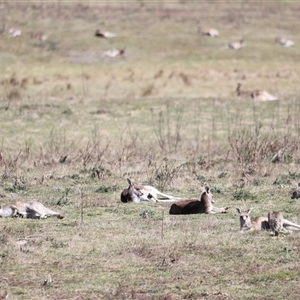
[[0, 204, 18, 218], [236, 83, 278, 101], [236, 208, 300, 232], [268, 211, 283, 236], [291, 182, 300, 199], [275, 37, 294, 48], [169, 186, 229, 215], [199, 27, 219, 37], [7, 28, 22, 38], [14, 201, 64, 219], [30, 32, 48, 42], [121, 178, 179, 203], [102, 48, 126, 58], [227, 39, 245, 50], [95, 29, 116, 38], [236, 83, 254, 98], [251, 90, 278, 101]]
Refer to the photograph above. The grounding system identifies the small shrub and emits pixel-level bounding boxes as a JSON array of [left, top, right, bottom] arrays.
[[95, 184, 118, 193], [57, 188, 71, 205], [141, 83, 155, 97], [51, 241, 68, 249], [232, 189, 257, 201], [90, 166, 112, 179], [139, 210, 154, 219]]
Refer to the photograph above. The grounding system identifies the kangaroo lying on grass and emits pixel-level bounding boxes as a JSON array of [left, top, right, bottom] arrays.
[[236, 83, 278, 101], [121, 178, 179, 203], [236, 208, 300, 232], [169, 186, 229, 215], [0, 201, 64, 219]]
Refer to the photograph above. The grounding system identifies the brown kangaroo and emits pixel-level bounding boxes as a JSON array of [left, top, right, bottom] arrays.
[[169, 186, 229, 215]]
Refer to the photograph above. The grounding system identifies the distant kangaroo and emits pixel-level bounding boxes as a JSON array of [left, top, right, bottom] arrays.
[[236, 83, 278, 101], [275, 37, 295, 48], [199, 27, 219, 37], [251, 90, 278, 101], [236, 83, 253, 98], [95, 29, 116, 38], [102, 48, 126, 58], [228, 39, 245, 50], [169, 186, 229, 215], [268, 211, 283, 236], [30, 32, 48, 42], [121, 178, 179, 203], [236, 208, 300, 232]]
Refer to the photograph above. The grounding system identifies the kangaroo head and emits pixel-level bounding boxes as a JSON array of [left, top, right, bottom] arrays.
[[201, 185, 214, 204], [121, 178, 143, 203], [236, 208, 252, 230], [291, 182, 300, 199], [206, 186, 214, 203], [127, 178, 143, 202]]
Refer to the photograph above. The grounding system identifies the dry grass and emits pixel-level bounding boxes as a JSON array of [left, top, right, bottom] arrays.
[[1, 1, 300, 299]]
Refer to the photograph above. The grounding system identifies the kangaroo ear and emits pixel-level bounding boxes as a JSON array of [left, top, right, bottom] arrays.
[[201, 183, 209, 193], [127, 178, 133, 185], [236, 208, 241, 214], [205, 185, 210, 193], [247, 208, 253, 214]]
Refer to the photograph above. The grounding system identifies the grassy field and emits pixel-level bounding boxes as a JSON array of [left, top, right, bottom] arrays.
[[1, 1, 300, 299]]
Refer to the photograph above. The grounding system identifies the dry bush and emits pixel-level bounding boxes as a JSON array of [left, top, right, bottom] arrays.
[[76, 140, 110, 169], [141, 83, 155, 97], [146, 157, 185, 191], [179, 72, 192, 86], [228, 123, 298, 165], [151, 105, 184, 153]]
